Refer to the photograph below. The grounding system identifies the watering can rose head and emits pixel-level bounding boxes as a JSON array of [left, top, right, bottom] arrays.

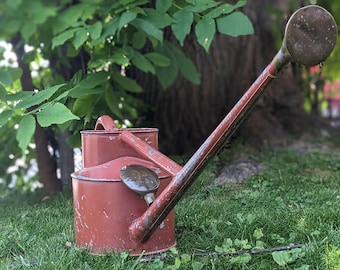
[[282, 5, 337, 67]]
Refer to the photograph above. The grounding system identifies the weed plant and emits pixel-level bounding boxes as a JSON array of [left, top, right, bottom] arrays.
[[0, 145, 339, 269]]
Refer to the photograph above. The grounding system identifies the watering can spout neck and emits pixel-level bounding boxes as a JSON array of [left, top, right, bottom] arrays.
[[144, 193, 156, 206]]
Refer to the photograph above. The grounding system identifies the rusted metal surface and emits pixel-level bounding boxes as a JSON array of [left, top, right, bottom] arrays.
[[73, 116, 177, 255], [120, 131, 182, 177], [72, 157, 176, 255], [81, 125, 159, 168]]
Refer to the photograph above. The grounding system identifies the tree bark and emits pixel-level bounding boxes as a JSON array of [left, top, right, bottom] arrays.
[[57, 129, 74, 189], [11, 35, 62, 195]]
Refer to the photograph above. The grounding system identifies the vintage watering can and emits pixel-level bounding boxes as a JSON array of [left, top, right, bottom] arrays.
[[71, 5, 337, 256]]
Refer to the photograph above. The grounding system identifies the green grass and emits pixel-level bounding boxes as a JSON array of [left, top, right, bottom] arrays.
[[0, 146, 339, 269]]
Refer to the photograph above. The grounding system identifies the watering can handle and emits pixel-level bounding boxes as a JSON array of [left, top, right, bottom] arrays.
[[120, 131, 182, 177], [95, 115, 117, 131]]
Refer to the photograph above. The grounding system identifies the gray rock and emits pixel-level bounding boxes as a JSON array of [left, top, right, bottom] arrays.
[[214, 158, 263, 185]]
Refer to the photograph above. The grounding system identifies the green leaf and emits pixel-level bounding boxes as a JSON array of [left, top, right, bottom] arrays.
[[205, 1, 247, 19], [217, 12, 254, 37], [0, 110, 14, 126], [71, 70, 83, 84], [16, 84, 66, 109], [253, 228, 264, 240], [155, 65, 178, 89], [72, 94, 95, 117], [154, 42, 179, 89], [230, 253, 252, 265], [145, 52, 170, 67], [0, 84, 6, 99], [17, 114, 36, 153], [105, 89, 123, 119], [88, 21, 102, 40], [156, 0, 172, 13], [0, 70, 13, 86], [78, 71, 108, 89], [218, 238, 233, 251], [179, 57, 200, 84], [254, 240, 265, 249], [143, 8, 174, 29], [131, 51, 155, 74], [130, 18, 163, 42], [6, 0, 22, 9], [272, 251, 290, 266], [54, 4, 86, 34], [5, 91, 33, 102], [92, 18, 119, 46], [21, 21, 37, 42], [107, 47, 130, 66], [6, 67, 23, 82], [52, 29, 78, 49], [195, 18, 216, 52], [169, 45, 200, 84], [0, 18, 22, 36], [36, 102, 79, 127], [73, 28, 88, 49], [186, 1, 217, 13], [67, 86, 103, 99], [80, 4, 96, 21], [32, 5, 57, 24], [171, 8, 193, 46], [119, 10, 138, 29], [114, 74, 143, 93], [132, 31, 146, 49], [191, 261, 204, 270], [67, 132, 81, 148]]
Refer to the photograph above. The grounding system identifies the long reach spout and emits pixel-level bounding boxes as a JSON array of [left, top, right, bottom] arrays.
[[128, 5, 337, 243]]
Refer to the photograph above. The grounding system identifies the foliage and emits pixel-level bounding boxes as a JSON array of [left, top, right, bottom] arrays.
[[0, 143, 339, 268], [0, 0, 254, 191], [318, 0, 340, 80], [0, 0, 253, 151]]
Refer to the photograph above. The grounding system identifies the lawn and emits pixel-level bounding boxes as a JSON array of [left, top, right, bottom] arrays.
[[0, 141, 339, 269]]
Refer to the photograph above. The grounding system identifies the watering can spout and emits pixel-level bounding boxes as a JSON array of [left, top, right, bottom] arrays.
[[128, 5, 338, 243]]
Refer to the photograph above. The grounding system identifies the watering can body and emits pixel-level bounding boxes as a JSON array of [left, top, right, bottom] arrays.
[[71, 116, 176, 255]]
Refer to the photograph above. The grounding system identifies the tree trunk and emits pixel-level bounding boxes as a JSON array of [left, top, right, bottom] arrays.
[[57, 129, 74, 190], [11, 35, 62, 195], [140, 0, 318, 155], [48, 47, 88, 190]]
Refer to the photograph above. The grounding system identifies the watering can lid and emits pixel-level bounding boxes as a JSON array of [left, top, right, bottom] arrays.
[[71, 156, 170, 182]]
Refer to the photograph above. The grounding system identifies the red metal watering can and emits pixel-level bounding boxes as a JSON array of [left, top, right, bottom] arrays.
[[71, 5, 337, 255]]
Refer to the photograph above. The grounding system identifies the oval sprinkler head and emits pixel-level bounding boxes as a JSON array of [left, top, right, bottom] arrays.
[[120, 164, 160, 206], [284, 5, 337, 66]]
